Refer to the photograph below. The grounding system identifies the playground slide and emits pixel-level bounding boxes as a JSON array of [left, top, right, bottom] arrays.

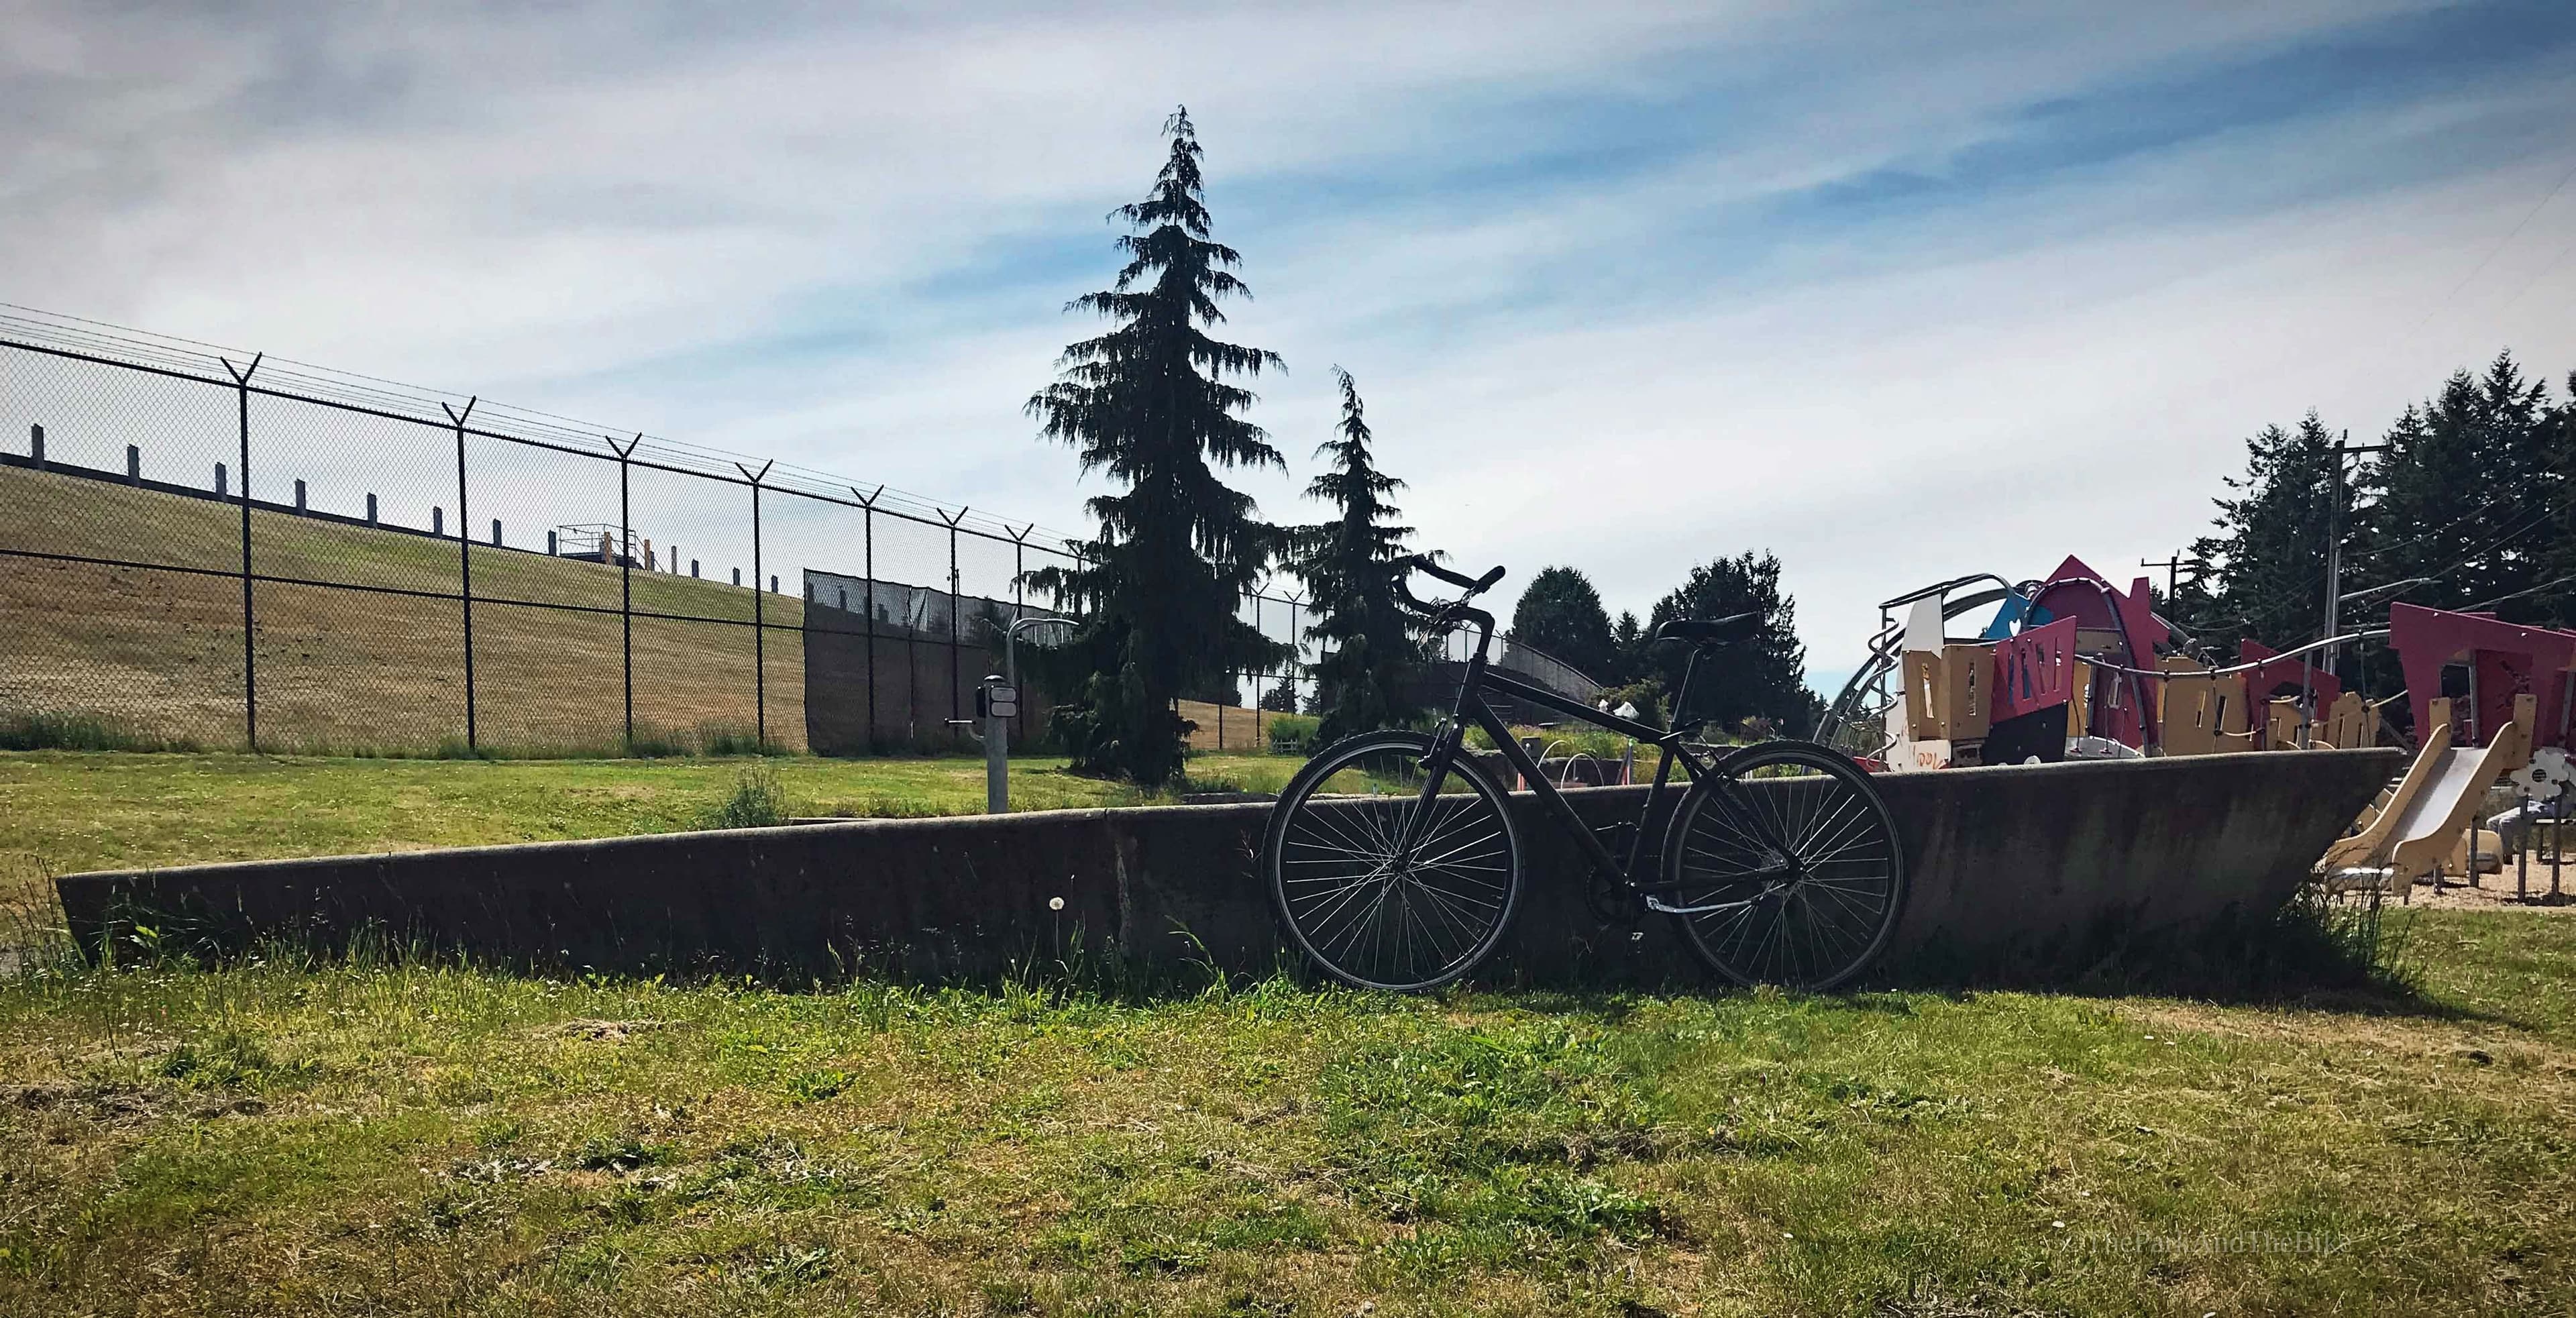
[[2321, 715, 2530, 879]]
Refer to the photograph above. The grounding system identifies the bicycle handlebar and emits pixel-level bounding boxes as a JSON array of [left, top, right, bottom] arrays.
[[1410, 557, 1506, 594]]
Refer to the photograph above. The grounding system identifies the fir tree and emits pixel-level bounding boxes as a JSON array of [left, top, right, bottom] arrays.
[[1024, 107, 1289, 785], [2362, 353, 2556, 622], [1508, 567, 1617, 681], [2171, 413, 2346, 659], [1644, 551, 1821, 735], [1291, 368, 1425, 743], [2538, 371, 2576, 629]]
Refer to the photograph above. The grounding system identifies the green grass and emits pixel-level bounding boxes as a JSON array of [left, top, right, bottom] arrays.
[[0, 749, 2569, 1311], [0, 911, 2568, 1314], [0, 749, 1302, 883]]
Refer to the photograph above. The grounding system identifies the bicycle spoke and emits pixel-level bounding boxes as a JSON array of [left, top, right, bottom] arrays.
[[1267, 734, 1521, 991], [1670, 746, 1904, 993]]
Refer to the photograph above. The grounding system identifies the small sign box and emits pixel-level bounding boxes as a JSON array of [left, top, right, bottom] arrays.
[[980, 684, 1019, 720]]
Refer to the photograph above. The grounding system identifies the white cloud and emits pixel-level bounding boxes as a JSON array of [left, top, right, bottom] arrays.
[[3, 0, 2569, 696]]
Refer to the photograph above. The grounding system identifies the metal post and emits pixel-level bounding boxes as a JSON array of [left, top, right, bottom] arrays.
[[737, 461, 774, 751], [986, 678, 1008, 814], [2518, 788, 2530, 901], [614, 434, 639, 749], [28, 423, 42, 469], [1288, 595, 1302, 717], [221, 354, 263, 751], [940, 507, 969, 728], [1010, 525, 1031, 618], [855, 486, 883, 755], [444, 399, 479, 751]]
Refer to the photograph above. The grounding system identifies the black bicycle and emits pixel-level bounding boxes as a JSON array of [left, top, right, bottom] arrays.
[[1262, 557, 1907, 992]]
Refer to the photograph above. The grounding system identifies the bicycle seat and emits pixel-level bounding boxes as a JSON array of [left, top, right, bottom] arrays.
[[1655, 612, 1762, 645]]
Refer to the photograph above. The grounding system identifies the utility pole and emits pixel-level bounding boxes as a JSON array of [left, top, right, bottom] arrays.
[[2141, 551, 2203, 603]]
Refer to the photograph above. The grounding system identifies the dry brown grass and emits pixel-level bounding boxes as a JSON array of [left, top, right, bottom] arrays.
[[0, 464, 804, 752]]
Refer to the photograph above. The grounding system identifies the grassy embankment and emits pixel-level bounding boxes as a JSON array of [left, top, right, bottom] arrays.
[[0, 749, 1301, 930], [2, 464, 1296, 757]]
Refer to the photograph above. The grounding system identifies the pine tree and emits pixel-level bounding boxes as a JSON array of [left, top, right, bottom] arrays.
[[2363, 353, 2556, 622], [1644, 551, 1820, 735], [2171, 413, 2345, 659], [1024, 107, 1290, 785], [1291, 368, 1425, 743], [1609, 610, 1645, 685], [1508, 567, 1617, 681], [2538, 371, 2576, 630]]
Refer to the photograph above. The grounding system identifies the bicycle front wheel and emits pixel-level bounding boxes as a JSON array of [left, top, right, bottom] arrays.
[[1663, 740, 1906, 991], [1263, 730, 1524, 991]]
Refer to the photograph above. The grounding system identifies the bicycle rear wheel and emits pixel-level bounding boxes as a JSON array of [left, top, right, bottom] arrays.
[[1263, 730, 1523, 991], [1662, 740, 1906, 991]]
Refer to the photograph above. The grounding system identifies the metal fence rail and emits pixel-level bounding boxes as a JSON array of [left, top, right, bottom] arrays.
[[0, 307, 1311, 756]]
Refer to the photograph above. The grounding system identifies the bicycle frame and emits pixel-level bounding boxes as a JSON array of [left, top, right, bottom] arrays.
[[1398, 608, 1780, 895]]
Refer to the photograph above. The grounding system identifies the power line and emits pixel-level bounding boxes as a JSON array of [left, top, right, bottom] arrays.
[[2402, 153, 2576, 341]]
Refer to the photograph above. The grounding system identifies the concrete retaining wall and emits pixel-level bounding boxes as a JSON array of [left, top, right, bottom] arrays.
[[56, 749, 2401, 985]]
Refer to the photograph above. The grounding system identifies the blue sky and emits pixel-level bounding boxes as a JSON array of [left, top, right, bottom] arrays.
[[6, 0, 2574, 696]]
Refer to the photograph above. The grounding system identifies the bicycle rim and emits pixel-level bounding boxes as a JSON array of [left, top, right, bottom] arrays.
[[1264, 732, 1523, 991], [1665, 741, 1905, 991]]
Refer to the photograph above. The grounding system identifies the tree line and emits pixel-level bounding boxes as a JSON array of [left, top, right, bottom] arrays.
[[2165, 352, 2576, 710], [1025, 109, 1825, 783]]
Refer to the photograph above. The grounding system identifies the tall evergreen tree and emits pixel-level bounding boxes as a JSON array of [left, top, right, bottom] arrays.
[[2169, 413, 2347, 659], [1644, 551, 1820, 734], [2537, 371, 2576, 630], [1024, 107, 1289, 785], [1291, 368, 1425, 743], [2362, 353, 2557, 622], [1509, 567, 1617, 680]]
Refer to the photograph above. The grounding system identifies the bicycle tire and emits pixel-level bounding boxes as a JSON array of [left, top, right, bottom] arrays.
[[1662, 739, 1907, 991], [1263, 730, 1525, 991]]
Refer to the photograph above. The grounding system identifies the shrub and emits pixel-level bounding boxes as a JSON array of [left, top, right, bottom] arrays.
[[701, 764, 794, 830], [1266, 713, 1320, 755]]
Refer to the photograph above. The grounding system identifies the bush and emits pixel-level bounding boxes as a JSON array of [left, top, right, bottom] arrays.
[[1267, 713, 1320, 756], [700, 764, 794, 830]]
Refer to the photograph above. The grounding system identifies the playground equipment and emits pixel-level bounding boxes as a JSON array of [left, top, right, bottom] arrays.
[[1820, 556, 2371, 771], [1821, 556, 2576, 900], [2319, 695, 2532, 891]]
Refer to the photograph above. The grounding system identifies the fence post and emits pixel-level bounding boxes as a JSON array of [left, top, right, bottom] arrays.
[[854, 486, 883, 755], [1287, 593, 1302, 717], [220, 354, 263, 751], [737, 461, 774, 750], [941, 506, 969, 730], [613, 434, 641, 749], [443, 399, 480, 751], [1010, 524, 1032, 620]]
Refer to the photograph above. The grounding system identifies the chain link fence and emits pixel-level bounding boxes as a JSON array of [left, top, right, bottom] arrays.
[[0, 308, 1317, 757]]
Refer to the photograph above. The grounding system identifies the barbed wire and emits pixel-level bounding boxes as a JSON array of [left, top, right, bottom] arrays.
[[0, 303, 1098, 555]]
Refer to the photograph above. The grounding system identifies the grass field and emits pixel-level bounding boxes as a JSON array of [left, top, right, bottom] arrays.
[[0, 751, 1301, 904], [0, 905, 2565, 1315], [0, 750, 2570, 1312], [0, 465, 1300, 759], [1, 462, 808, 753]]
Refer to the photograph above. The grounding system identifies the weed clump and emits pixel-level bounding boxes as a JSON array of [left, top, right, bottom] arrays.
[[700, 764, 794, 830], [0, 712, 199, 753]]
